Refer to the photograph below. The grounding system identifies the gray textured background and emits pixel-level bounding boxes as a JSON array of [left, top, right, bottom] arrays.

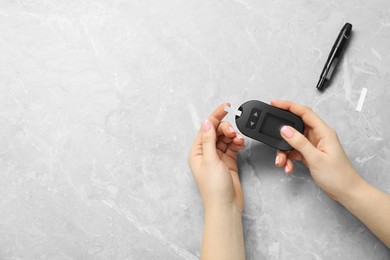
[[1, 0, 390, 259]]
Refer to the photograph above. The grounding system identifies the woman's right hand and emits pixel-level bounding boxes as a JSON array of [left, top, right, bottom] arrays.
[[272, 100, 363, 201]]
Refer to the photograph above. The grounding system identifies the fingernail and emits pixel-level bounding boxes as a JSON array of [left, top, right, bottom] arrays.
[[281, 126, 294, 138], [284, 165, 290, 174], [202, 119, 211, 131], [275, 156, 280, 166], [228, 126, 235, 133], [236, 134, 244, 140]]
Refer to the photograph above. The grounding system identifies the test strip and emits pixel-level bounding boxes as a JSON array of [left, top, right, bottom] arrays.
[[356, 88, 368, 112], [224, 106, 242, 117]]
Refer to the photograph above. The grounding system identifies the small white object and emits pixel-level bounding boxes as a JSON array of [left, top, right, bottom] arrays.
[[356, 88, 368, 112], [224, 105, 242, 117]]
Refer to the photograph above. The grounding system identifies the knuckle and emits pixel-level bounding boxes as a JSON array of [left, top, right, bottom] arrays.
[[220, 121, 229, 131], [328, 127, 338, 139], [202, 135, 216, 147], [202, 134, 212, 144], [303, 105, 312, 112], [295, 134, 308, 149]]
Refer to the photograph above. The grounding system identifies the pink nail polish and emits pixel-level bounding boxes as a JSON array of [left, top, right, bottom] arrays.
[[284, 164, 290, 174], [228, 126, 235, 133], [236, 134, 244, 140], [281, 126, 294, 138], [202, 119, 211, 131], [275, 156, 280, 166]]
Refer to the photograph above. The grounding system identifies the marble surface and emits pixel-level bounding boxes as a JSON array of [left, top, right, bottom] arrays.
[[1, 0, 390, 259]]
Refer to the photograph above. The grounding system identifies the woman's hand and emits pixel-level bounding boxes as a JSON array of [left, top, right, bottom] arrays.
[[272, 100, 390, 248], [189, 103, 245, 212], [189, 103, 246, 260], [272, 100, 361, 201]]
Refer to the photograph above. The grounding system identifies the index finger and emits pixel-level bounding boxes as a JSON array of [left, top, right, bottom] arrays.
[[209, 102, 231, 128], [271, 100, 329, 129], [190, 102, 231, 153]]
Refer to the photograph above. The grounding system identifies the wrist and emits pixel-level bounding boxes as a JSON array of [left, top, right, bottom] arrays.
[[201, 203, 245, 260], [204, 203, 243, 220], [335, 169, 368, 205]]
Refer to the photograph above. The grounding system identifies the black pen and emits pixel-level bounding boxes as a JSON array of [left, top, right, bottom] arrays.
[[316, 23, 352, 91]]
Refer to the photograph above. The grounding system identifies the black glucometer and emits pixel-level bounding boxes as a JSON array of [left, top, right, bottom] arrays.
[[233, 100, 304, 151]]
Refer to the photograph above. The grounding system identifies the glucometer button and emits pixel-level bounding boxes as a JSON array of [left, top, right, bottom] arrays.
[[250, 108, 260, 118], [246, 119, 257, 130], [246, 108, 261, 130]]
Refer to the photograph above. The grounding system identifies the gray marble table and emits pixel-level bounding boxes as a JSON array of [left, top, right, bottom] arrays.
[[1, 0, 390, 259]]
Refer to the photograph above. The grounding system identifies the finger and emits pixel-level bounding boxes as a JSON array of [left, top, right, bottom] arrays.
[[190, 103, 230, 158], [275, 150, 287, 168], [216, 136, 233, 153], [225, 143, 246, 159], [286, 149, 304, 162], [216, 133, 244, 153], [217, 134, 245, 158], [209, 102, 231, 129], [232, 134, 245, 146], [280, 125, 320, 164], [216, 123, 244, 151], [216, 141, 228, 153], [284, 158, 294, 174], [201, 119, 219, 163], [271, 100, 328, 130], [216, 121, 236, 138], [227, 142, 246, 153]]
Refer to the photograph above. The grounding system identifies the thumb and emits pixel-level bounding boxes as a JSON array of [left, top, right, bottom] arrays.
[[280, 125, 319, 163], [201, 119, 219, 163]]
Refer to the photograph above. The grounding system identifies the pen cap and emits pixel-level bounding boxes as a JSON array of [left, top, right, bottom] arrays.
[[334, 23, 352, 55], [343, 23, 352, 38]]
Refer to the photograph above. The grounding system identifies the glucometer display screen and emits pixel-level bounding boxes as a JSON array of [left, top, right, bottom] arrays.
[[260, 114, 294, 140]]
